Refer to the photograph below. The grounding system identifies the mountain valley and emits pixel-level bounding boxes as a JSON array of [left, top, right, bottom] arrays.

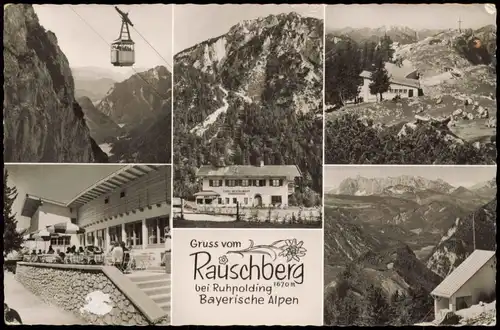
[[324, 174, 497, 326]]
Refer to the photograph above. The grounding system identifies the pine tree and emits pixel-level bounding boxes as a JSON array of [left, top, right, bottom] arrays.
[[369, 55, 391, 102], [365, 284, 390, 325], [379, 35, 395, 62], [325, 38, 363, 106], [3, 170, 24, 255]]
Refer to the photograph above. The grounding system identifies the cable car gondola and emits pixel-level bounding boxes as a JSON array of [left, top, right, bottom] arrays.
[[111, 6, 135, 67]]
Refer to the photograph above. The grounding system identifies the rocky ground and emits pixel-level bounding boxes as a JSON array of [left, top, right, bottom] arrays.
[[415, 300, 496, 326]]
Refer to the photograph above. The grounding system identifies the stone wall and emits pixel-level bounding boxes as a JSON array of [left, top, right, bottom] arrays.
[[16, 263, 168, 325]]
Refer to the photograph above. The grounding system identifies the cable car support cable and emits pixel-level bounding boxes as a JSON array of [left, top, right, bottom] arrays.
[[67, 6, 168, 100]]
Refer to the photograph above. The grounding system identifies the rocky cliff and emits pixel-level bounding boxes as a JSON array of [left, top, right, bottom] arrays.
[[77, 96, 123, 144], [97, 66, 171, 126], [3, 4, 107, 163], [426, 198, 497, 277], [98, 66, 172, 163]]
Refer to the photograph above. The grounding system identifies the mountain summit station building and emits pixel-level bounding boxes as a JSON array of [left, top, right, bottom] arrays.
[[193, 162, 302, 208], [21, 165, 171, 265]]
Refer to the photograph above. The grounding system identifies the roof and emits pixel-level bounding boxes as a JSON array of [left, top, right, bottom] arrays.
[[360, 70, 421, 89], [67, 165, 160, 208], [194, 190, 220, 197], [385, 61, 416, 79], [431, 250, 496, 298], [196, 165, 302, 178], [21, 194, 67, 218]]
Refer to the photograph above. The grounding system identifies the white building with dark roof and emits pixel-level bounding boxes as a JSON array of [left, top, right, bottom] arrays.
[[359, 61, 423, 102], [21, 195, 80, 250], [194, 161, 302, 208], [431, 249, 496, 319]]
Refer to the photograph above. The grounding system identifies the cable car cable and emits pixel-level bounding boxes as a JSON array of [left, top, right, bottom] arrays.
[[130, 25, 172, 71], [67, 6, 168, 100]]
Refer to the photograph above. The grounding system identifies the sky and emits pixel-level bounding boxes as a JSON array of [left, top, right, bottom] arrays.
[[325, 4, 497, 31], [33, 4, 173, 71], [324, 166, 497, 191], [174, 4, 324, 54], [5, 164, 125, 230]]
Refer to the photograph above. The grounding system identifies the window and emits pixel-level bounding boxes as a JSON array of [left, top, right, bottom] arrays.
[[147, 216, 167, 245], [69, 208, 73, 213], [210, 180, 221, 187], [120, 191, 126, 198], [196, 198, 203, 204], [271, 196, 283, 205], [86, 232, 95, 246], [70, 218, 77, 224], [232, 198, 237, 204], [272, 179, 281, 187], [225, 198, 230, 204], [244, 197, 249, 205], [125, 221, 143, 247], [225, 180, 236, 187], [258, 179, 266, 186], [218, 198, 222, 204], [242, 179, 249, 187], [104, 197, 109, 204], [96, 229, 105, 249], [235, 179, 242, 186], [109, 225, 122, 245], [50, 236, 71, 246], [79, 234, 86, 247]]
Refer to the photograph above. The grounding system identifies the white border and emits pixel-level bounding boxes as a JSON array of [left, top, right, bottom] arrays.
[[169, 3, 175, 325]]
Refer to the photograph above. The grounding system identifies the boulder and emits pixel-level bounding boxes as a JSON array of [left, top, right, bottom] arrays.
[[438, 311, 462, 325], [477, 107, 489, 119], [436, 97, 443, 104], [453, 109, 463, 116], [466, 113, 475, 120], [473, 141, 482, 150], [415, 114, 431, 122], [398, 122, 417, 137], [486, 117, 496, 128]]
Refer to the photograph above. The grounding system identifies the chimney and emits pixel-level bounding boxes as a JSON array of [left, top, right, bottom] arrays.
[[259, 160, 264, 167]]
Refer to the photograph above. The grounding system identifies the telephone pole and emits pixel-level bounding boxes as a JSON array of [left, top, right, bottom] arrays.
[[472, 213, 476, 250], [458, 17, 462, 33]]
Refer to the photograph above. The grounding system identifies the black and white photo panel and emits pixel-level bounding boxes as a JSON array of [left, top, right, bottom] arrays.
[[3, 164, 172, 325], [172, 4, 324, 229], [323, 165, 497, 326], [324, 4, 497, 165], [4, 4, 173, 164]]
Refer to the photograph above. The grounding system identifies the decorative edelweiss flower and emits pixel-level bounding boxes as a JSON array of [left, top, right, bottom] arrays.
[[218, 255, 229, 265], [279, 238, 307, 262]]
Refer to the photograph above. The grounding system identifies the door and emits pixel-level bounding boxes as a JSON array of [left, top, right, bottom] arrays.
[[408, 89, 414, 97], [254, 194, 262, 207]]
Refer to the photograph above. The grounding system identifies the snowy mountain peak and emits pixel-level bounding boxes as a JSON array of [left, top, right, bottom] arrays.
[[336, 175, 455, 196]]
